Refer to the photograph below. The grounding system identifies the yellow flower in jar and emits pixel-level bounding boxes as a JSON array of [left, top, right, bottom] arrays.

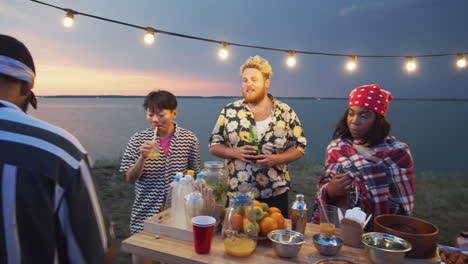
[[239, 130, 250, 142], [237, 109, 247, 119], [293, 126, 303, 138]]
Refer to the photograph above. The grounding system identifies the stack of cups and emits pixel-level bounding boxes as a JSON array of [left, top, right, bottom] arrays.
[[191, 216, 216, 254]]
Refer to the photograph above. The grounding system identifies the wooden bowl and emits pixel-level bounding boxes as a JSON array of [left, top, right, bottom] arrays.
[[374, 214, 439, 259]]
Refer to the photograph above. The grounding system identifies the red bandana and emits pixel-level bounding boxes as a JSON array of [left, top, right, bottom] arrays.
[[348, 84, 393, 116]]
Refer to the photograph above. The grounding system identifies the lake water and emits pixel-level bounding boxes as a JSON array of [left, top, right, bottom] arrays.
[[30, 97, 468, 174]]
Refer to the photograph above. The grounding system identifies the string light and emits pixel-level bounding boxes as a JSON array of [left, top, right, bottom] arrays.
[[143, 27, 156, 45], [31, 0, 468, 73], [62, 10, 75, 28], [218, 43, 229, 60], [286, 51, 297, 68], [345, 56, 358, 72], [456, 54, 467, 68], [405, 57, 417, 72]]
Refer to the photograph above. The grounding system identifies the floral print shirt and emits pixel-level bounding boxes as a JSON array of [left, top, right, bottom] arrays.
[[209, 95, 307, 199]]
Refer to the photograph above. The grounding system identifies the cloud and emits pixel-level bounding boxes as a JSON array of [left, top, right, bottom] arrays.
[[34, 63, 234, 96], [0, 0, 31, 22], [339, 0, 425, 16]]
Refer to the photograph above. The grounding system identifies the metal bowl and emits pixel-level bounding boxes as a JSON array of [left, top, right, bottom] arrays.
[[361, 232, 412, 264], [267, 229, 305, 258], [313, 233, 344, 256]]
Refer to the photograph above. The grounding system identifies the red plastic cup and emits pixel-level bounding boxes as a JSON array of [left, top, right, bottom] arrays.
[[192, 216, 216, 254]]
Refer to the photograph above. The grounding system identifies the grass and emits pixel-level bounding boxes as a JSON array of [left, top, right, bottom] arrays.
[[93, 160, 468, 263]]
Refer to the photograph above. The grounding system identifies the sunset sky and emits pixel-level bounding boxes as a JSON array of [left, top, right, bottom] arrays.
[[1, 0, 467, 98]]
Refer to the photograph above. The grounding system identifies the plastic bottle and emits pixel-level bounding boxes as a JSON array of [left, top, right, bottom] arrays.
[[184, 191, 204, 229], [186, 170, 195, 179], [184, 174, 194, 193], [194, 172, 206, 187], [174, 177, 188, 229], [170, 173, 182, 212]]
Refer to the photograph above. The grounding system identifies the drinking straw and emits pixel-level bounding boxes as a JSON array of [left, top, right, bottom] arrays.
[[153, 126, 158, 142], [317, 192, 330, 223], [364, 214, 373, 228]]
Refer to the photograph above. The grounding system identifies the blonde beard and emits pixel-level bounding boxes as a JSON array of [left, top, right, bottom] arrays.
[[243, 87, 267, 104]]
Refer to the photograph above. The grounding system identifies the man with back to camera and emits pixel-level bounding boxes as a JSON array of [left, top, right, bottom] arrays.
[[209, 55, 307, 217], [0, 34, 113, 263]]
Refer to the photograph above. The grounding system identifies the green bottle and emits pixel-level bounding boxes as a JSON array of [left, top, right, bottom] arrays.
[[248, 125, 259, 155]]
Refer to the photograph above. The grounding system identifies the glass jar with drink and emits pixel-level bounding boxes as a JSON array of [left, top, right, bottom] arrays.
[[222, 192, 258, 257], [319, 205, 341, 234]]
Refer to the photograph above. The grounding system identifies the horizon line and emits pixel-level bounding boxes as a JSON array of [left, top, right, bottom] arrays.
[[36, 95, 468, 101]]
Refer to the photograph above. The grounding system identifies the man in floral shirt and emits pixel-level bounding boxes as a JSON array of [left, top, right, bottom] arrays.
[[209, 55, 307, 216]]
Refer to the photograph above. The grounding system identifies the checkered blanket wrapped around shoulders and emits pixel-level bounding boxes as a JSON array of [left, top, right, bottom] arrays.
[[312, 136, 415, 224]]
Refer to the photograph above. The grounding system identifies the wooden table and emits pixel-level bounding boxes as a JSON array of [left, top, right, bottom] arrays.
[[122, 221, 439, 264]]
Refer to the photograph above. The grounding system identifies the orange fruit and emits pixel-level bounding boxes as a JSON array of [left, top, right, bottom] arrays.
[[230, 214, 243, 230], [253, 200, 263, 209], [259, 216, 278, 236], [243, 206, 255, 219], [270, 212, 285, 229], [267, 207, 282, 215]]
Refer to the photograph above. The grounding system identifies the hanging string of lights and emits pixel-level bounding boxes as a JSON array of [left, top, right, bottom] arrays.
[[31, 0, 467, 72]]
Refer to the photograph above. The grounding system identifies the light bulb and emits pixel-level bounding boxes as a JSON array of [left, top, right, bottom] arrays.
[[62, 12, 74, 28], [218, 44, 229, 60], [286, 52, 296, 68], [405, 57, 417, 72], [345, 56, 358, 71], [456, 55, 467, 68], [144, 28, 156, 45]]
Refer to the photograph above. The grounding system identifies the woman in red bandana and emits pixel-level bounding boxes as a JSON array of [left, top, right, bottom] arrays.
[[313, 84, 415, 226]]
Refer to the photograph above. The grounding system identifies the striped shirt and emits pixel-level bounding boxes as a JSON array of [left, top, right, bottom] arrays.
[[119, 124, 201, 234], [0, 100, 109, 264]]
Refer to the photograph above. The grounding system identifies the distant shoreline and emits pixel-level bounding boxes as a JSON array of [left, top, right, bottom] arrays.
[[37, 95, 468, 102]]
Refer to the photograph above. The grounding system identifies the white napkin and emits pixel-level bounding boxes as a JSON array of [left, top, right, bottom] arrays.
[[344, 207, 367, 223]]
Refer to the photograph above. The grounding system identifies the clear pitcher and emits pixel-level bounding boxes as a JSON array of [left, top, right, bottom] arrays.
[[222, 192, 258, 257]]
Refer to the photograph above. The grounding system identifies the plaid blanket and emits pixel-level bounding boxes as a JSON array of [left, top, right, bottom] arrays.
[[313, 136, 415, 224]]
